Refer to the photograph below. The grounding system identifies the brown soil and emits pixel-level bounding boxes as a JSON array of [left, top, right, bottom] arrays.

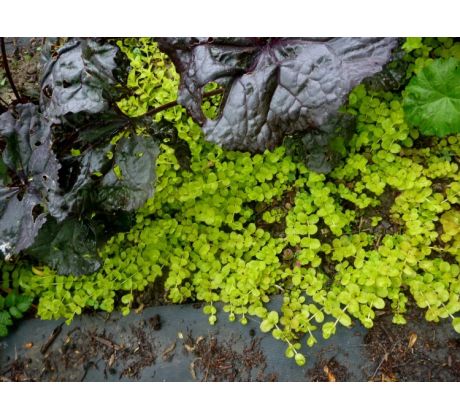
[[0, 38, 43, 106], [307, 355, 349, 382], [0, 315, 278, 382], [182, 332, 277, 382], [363, 305, 460, 382], [0, 316, 163, 381]]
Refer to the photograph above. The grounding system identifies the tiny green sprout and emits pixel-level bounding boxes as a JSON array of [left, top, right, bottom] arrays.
[[113, 165, 123, 180], [70, 148, 81, 156], [392, 314, 407, 325]]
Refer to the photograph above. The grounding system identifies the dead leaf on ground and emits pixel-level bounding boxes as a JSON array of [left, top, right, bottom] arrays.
[[408, 332, 417, 349]]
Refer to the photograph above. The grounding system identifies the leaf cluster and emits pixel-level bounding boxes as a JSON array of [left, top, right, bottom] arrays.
[[4, 37, 460, 364], [0, 291, 32, 337], [0, 39, 175, 275]]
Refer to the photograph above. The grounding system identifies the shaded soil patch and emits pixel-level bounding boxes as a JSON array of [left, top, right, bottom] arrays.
[[364, 305, 460, 381], [306, 354, 349, 382], [0, 316, 163, 381], [0, 37, 42, 105]]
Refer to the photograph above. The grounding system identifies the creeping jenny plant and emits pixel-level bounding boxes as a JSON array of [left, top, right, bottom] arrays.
[[2, 37, 460, 365]]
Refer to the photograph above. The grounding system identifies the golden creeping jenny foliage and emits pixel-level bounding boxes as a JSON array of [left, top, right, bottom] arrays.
[[3, 37, 460, 364]]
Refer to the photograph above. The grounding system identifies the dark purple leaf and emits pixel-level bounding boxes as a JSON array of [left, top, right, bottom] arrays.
[[40, 39, 119, 119], [0, 104, 60, 258], [157, 37, 398, 152], [26, 218, 101, 276]]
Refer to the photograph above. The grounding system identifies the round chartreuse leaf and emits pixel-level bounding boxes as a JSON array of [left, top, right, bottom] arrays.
[[453, 318, 460, 334], [403, 58, 460, 137], [295, 353, 306, 366]]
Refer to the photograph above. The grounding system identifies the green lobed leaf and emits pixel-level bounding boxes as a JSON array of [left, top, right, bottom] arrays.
[[15, 295, 33, 313], [403, 58, 460, 137], [9, 306, 23, 319], [0, 310, 13, 327]]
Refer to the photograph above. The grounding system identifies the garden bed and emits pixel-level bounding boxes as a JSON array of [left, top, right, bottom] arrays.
[[1, 37, 460, 381]]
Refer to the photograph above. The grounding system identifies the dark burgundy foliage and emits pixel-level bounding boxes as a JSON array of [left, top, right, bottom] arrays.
[[0, 37, 399, 275], [156, 37, 398, 152]]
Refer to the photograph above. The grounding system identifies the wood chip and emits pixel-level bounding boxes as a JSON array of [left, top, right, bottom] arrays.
[[184, 344, 195, 353], [92, 335, 121, 351], [40, 323, 64, 354], [323, 365, 336, 382], [189, 358, 201, 381], [162, 342, 176, 362], [408, 332, 417, 349], [108, 353, 116, 368]]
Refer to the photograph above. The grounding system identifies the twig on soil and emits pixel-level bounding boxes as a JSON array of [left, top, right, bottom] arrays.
[[40, 323, 64, 355], [369, 340, 399, 380], [370, 352, 389, 380], [162, 341, 176, 362], [80, 360, 98, 382], [91, 334, 122, 351], [0, 38, 21, 102], [189, 358, 201, 381]]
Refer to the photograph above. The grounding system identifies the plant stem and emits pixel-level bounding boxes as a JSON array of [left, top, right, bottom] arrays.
[[143, 87, 224, 118], [0, 101, 7, 113], [0, 38, 21, 102]]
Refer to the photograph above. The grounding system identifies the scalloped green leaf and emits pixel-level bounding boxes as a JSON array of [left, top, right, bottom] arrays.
[[403, 58, 460, 137], [0, 310, 13, 327]]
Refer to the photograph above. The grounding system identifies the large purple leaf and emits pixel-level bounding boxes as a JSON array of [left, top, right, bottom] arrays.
[[157, 37, 398, 152], [40, 39, 119, 119], [0, 104, 60, 258]]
